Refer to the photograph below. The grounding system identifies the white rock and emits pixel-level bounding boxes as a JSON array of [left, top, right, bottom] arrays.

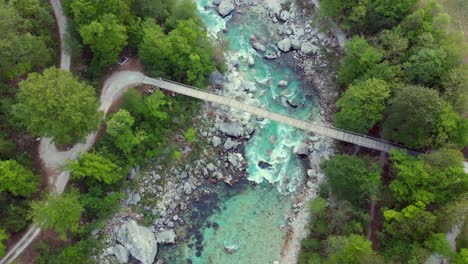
[[301, 42, 319, 55], [156, 229, 177, 244], [279, 10, 290, 21], [219, 122, 244, 137], [248, 55, 255, 66], [109, 244, 129, 264], [278, 80, 288, 87], [277, 38, 291, 52], [212, 136, 222, 147], [224, 138, 240, 150], [183, 182, 192, 195], [218, 0, 235, 17], [117, 220, 157, 264]]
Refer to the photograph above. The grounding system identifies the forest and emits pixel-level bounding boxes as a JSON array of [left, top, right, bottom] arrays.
[[298, 0, 467, 263], [0, 0, 219, 261]]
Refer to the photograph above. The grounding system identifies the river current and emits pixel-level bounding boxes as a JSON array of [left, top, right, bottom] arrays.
[[157, 1, 320, 263]]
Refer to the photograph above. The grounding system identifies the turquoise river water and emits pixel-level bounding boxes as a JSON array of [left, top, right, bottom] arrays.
[[157, 1, 320, 263]]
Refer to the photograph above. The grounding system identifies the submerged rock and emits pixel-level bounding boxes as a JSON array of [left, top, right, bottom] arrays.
[[247, 55, 255, 66], [252, 41, 266, 52], [117, 220, 157, 264], [156, 230, 177, 244], [258, 161, 272, 169], [278, 80, 288, 87], [218, 0, 235, 17]]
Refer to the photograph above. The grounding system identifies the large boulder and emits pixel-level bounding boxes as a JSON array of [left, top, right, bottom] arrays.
[[156, 230, 177, 244], [279, 10, 290, 21], [224, 138, 240, 150], [117, 220, 157, 264], [219, 122, 244, 137], [277, 38, 291, 52], [252, 42, 266, 52], [218, 0, 235, 17]]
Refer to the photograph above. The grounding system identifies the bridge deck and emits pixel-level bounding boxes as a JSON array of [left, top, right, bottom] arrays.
[[143, 77, 405, 153]]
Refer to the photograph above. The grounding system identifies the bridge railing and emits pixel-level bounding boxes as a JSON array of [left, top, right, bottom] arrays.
[[156, 77, 416, 152]]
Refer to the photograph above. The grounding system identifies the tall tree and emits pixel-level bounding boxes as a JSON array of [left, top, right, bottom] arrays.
[[68, 152, 122, 184], [334, 78, 391, 133], [30, 191, 84, 239], [14, 68, 102, 145], [389, 149, 467, 206], [322, 155, 381, 207], [338, 37, 383, 85], [79, 14, 128, 67], [326, 235, 379, 263], [0, 160, 38, 197], [106, 109, 146, 155], [382, 85, 461, 148]]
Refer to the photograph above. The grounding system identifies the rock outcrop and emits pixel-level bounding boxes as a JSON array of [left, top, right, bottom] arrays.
[[117, 220, 157, 264], [218, 0, 235, 17], [156, 229, 177, 244]]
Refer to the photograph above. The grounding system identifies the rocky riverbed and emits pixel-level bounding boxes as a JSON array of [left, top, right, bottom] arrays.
[[96, 1, 344, 263]]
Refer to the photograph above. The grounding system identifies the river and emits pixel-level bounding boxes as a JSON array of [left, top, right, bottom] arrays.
[[157, 1, 320, 263]]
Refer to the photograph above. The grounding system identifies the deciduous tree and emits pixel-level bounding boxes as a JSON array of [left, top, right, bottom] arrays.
[[30, 191, 84, 239], [334, 78, 390, 133], [68, 153, 122, 184], [0, 160, 38, 197], [15, 68, 102, 145]]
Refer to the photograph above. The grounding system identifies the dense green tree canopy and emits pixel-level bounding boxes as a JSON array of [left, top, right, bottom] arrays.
[[0, 0, 52, 80], [30, 191, 84, 239], [334, 78, 391, 133], [79, 14, 128, 67], [106, 109, 146, 155], [15, 68, 102, 145], [67, 0, 133, 26], [403, 47, 450, 87], [139, 19, 215, 87], [338, 37, 383, 85], [132, 0, 173, 22], [68, 153, 122, 184], [326, 235, 378, 263], [0, 160, 38, 197], [382, 85, 461, 148], [322, 155, 381, 207], [384, 202, 437, 243], [389, 149, 467, 206]]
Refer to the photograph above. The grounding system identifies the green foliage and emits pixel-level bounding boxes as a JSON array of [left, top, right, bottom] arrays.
[[35, 239, 97, 264], [382, 85, 461, 148], [0, 197, 30, 233], [403, 47, 451, 87], [132, 0, 174, 23], [15, 68, 102, 145], [322, 155, 381, 207], [326, 235, 378, 263], [184, 127, 197, 143], [68, 152, 122, 184], [338, 37, 383, 85], [424, 233, 453, 258], [389, 149, 466, 205], [165, 0, 203, 30], [139, 19, 215, 87], [145, 90, 170, 120], [30, 191, 84, 239], [379, 28, 409, 62], [106, 109, 147, 155], [79, 14, 128, 67], [453, 248, 468, 264], [79, 185, 123, 220], [383, 201, 437, 243], [334, 78, 391, 133], [0, 160, 38, 197], [441, 66, 468, 113], [0, 228, 7, 257], [0, 0, 54, 81]]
